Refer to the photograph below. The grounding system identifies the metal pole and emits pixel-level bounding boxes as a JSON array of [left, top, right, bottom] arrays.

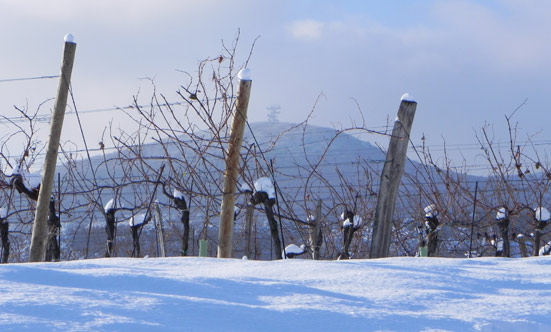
[[468, 181, 479, 258], [270, 159, 286, 259]]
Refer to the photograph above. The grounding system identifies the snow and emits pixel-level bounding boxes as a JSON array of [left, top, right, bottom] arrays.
[[28, 175, 41, 189], [129, 213, 148, 227], [424, 204, 438, 218], [496, 206, 507, 220], [400, 92, 415, 102], [237, 68, 251, 81], [12, 167, 41, 189], [0, 257, 550, 331], [344, 216, 362, 228], [173, 189, 185, 199], [104, 198, 115, 213], [342, 213, 362, 228], [0, 207, 6, 219], [534, 206, 550, 222], [283, 244, 305, 258], [539, 242, 551, 256], [343, 218, 352, 228], [64, 33, 75, 43], [11, 164, 20, 175], [254, 177, 275, 199]]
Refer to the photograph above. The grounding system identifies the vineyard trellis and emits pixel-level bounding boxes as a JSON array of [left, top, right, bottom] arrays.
[[1, 35, 550, 263]]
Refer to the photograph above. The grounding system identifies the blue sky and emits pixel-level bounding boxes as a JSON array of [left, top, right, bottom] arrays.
[[1, 0, 550, 171]]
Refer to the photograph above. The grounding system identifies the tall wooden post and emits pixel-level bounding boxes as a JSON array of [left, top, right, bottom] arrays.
[[29, 34, 76, 262], [369, 96, 416, 259], [217, 69, 252, 258], [153, 202, 166, 257]]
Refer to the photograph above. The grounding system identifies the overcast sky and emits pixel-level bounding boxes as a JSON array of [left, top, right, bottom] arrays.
[[1, 0, 550, 170]]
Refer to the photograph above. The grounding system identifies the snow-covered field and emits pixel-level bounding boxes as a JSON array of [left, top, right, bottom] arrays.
[[0, 256, 550, 332]]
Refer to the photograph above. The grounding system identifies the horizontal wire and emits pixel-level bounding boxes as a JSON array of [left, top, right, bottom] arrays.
[[0, 75, 59, 83]]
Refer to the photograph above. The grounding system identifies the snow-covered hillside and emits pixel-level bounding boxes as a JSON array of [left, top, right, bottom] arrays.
[[1, 256, 550, 331]]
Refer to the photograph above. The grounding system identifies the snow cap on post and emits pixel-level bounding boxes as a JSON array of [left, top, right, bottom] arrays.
[[354, 216, 363, 229], [539, 242, 551, 256], [400, 92, 416, 103], [237, 68, 252, 81], [64, 33, 75, 44], [496, 207, 507, 220], [283, 244, 305, 259], [0, 207, 7, 219], [129, 213, 148, 227], [343, 218, 352, 228], [534, 206, 550, 222], [424, 204, 438, 218], [173, 189, 185, 200], [104, 198, 116, 213], [254, 177, 275, 199]]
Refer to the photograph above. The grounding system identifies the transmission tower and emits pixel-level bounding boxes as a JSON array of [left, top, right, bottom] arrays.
[[266, 105, 281, 122]]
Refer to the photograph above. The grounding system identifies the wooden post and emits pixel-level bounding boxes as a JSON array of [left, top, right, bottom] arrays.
[[199, 239, 208, 257], [517, 235, 528, 257], [370, 97, 416, 259], [217, 69, 252, 258], [310, 200, 322, 260], [29, 34, 76, 262], [153, 202, 166, 257]]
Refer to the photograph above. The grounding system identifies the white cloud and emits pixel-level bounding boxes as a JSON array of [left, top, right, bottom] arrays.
[[289, 19, 324, 41]]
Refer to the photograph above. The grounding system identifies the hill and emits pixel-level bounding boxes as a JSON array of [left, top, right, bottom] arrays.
[[7, 121, 490, 261]]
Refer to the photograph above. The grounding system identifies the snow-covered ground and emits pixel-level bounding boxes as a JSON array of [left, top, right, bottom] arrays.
[[0, 256, 550, 332]]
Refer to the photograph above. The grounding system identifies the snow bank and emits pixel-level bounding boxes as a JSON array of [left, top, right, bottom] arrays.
[[0, 257, 549, 331]]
